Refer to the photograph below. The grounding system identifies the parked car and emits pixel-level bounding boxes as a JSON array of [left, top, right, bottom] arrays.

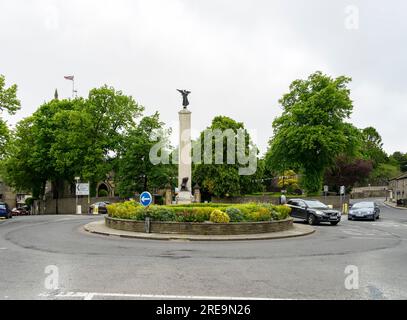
[[348, 201, 380, 221], [0, 202, 12, 219], [88, 201, 111, 215], [11, 206, 31, 216], [287, 199, 341, 226]]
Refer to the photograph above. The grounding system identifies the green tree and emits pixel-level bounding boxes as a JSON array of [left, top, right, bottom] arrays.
[[115, 113, 176, 197], [0, 75, 20, 115], [193, 116, 260, 197], [266, 71, 361, 194], [360, 127, 388, 167], [0, 75, 21, 159], [390, 151, 407, 173]]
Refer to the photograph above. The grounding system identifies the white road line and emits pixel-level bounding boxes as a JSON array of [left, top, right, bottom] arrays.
[[40, 291, 280, 300]]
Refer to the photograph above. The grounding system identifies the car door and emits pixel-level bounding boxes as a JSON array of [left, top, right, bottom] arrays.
[[296, 200, 308, 219], [287, 201, 301, 218]]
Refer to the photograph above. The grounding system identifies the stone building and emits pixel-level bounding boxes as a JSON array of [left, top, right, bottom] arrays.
[[389, 173, 407, 205]]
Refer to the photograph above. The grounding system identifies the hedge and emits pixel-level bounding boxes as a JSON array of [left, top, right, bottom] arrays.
[[107, 201, 291, 223]]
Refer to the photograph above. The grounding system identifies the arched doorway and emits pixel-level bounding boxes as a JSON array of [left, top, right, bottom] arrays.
[[97, 183, 110, 198]]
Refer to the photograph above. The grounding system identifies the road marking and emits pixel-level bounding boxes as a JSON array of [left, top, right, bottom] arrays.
[[0, 248, 7, 250], [371, 222, 406, 228], [342, 228, 379, 236], [40, 291, 280, 300]]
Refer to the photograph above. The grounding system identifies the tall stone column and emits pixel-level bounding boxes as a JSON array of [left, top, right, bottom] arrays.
[[177, 108, 193, 204], [178, 109, 192, 191]]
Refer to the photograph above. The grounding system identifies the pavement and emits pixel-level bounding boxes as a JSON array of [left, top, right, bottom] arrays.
[[1, 198, 407, 300], [384, 200, 407, 210], [83, 219, 315, 241]]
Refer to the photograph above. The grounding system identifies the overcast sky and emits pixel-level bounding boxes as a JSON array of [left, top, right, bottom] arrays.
[[1, 0, 406, 155]]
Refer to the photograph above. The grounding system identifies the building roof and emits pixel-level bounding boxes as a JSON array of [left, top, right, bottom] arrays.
[[390, 172, 407, 181]]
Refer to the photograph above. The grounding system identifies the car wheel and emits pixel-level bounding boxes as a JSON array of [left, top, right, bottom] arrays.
[[348, 216, 352, 221], [307, 214, 317, 225], [330, 221, 339, 226]]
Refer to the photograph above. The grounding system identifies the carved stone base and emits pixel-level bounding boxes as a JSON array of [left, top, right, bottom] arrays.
[[176, 191, 193, 205]]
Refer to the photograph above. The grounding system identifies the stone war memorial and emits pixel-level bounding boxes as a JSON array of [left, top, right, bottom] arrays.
[[175, 89, 194, 204]]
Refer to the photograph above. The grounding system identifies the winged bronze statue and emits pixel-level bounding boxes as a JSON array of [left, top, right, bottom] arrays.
[[177, 89, 191, 108]]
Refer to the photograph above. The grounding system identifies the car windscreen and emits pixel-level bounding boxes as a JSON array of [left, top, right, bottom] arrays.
[[304, 200, 328, 209], [352, 202, 374, 209], [0, 204, 6, 210]]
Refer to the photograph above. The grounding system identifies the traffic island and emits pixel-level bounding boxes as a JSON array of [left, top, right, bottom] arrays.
[[84, 219, 315, 241]]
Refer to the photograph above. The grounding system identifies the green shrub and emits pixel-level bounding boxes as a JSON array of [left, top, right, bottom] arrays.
[[246, 207, 272, 222], [107, 201, 290, 223], [210, 210, 230, 223], [145, 206, 176, 221], [273, 205, 291, 220], [225, 207, 244, 222]]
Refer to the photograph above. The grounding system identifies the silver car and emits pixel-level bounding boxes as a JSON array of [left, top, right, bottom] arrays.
[[348, 202, 380, 221]]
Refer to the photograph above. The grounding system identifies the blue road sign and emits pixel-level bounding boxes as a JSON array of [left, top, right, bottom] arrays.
[[140, 191, 153, 207]]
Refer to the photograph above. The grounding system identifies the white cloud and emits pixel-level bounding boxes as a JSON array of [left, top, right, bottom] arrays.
[[0, 0, 405, 154]]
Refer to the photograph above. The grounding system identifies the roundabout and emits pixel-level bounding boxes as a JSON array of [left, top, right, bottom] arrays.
[[1, 199, 407, 299]]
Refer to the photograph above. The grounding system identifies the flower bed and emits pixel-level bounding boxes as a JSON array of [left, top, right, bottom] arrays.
[[107, 201, 291, 223]]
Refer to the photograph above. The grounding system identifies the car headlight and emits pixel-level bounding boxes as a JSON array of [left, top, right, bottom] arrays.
[[313, 210, 324, 216]]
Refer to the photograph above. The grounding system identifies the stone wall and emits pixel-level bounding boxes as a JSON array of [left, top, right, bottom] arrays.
[[211, 195, 349, 209], [33, 196, 121, 215], [105, 216, 294, 235]]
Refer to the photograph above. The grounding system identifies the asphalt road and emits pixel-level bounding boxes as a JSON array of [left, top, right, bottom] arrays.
[[1, 198, 407, 300]]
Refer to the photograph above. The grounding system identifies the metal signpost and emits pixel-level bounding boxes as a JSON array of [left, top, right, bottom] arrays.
[[140, 191, 153, 233]]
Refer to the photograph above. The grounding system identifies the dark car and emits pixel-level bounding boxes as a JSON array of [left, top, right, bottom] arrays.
[[11, 206, 30, 216], [287, 199, 341, 226], [0, 202, 12, 219], [88, 201, 110, 215], [348, 201, 380, 221]]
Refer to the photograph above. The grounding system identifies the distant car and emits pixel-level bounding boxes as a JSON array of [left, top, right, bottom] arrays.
[[88, 201, 111, 215], [348, 201, 380, 221], [0, 202, 12, 219], [287, 199, 341, 226], [11, 206, 30, 216]]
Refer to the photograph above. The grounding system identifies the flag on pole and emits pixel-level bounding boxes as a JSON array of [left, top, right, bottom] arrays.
[[64, 75, 74, 80]]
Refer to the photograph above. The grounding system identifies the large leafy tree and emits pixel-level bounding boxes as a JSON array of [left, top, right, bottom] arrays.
[[266, 71, 361, 194], [193, 116, 261, 197], [115, 112, 176, 197], [0, 75, 20, 159], [2, 86, 143, 199], [2, 99, 75, 198], [50, 86, 143, 184]]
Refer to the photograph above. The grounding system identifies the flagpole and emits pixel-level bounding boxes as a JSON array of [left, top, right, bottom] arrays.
[[72, 79, 75, 99]]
